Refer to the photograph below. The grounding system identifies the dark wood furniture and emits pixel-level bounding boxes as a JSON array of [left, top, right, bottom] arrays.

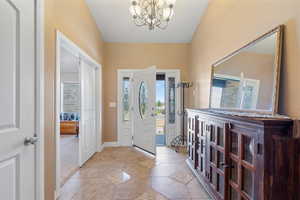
[[60, 121, 79, 135], [186, 108, 299, 200]]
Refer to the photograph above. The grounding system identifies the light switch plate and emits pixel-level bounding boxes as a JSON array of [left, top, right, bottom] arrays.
[[109, 102, 116, 108]]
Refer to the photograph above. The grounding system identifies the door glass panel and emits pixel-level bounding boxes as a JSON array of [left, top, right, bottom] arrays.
[[230, 159, 238, 183], [242, 167, 253, 197], [217, 151, 224, 171], [139, 81, 148, 119], [200, 157, 204, 172], [200, 140, 204, 153], [230, 132, 238, 155], [217, 173, 224, 196], [122, 77, 130, 121], [200, 122, 204, 136], [217, 127, 224, 147], [230, 187, 239, 200], [210, 146, 215, 163], [168, 77, 176, 124], [243, 135, 254, 164], [210, 126, 215, 142]]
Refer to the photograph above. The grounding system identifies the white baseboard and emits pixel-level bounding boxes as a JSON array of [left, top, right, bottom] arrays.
[[54, 189, 60, 200], [103, 142, 119, 147], [98, 145, 104, 152]]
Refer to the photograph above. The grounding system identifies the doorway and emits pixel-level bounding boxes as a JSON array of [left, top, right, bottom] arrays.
[[59, 47, 80, 185], [156, 74, 166, 146], [55, 32, 102, 197], [117, 68, 181, 154]]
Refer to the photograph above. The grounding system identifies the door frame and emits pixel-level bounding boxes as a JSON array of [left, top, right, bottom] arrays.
[[36, 0, 45, 199], [55, 31, 102, 197], [117, 69, 181, 147]]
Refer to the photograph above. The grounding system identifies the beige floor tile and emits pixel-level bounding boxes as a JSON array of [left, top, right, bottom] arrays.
[[169, 170, 194, 185], [60, 147, 211, 200]]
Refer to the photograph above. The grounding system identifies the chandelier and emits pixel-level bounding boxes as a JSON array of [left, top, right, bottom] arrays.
[[129, 0, 176, 30]]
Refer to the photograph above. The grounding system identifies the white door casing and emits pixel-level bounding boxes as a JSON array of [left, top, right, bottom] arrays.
[[0, 0, 37, 199], [56, 32, 102, 196], [117, 69, 181, 148], [132, 67, 156, 155], [79, 59, 98, 165]]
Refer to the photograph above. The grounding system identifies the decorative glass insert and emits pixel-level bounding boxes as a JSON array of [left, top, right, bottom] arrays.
[[122, 77, 130, 121], [243, 135, 254, 164], [230, 132, 238, 155], [168, 77, 176, 124], [242, 167, 253, 197], [139, 81, 148, 119]]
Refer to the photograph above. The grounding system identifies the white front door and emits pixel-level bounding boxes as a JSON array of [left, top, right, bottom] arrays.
[[79, 59, 97, 165], [0, 0, 37, 199], [132, 67, 156, 155]]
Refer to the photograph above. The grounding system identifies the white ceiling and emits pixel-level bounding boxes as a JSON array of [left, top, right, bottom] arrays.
[[85, 0, 209, 43]]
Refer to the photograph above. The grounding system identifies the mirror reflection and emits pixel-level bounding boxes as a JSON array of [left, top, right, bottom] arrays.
[[210, 31, 279, 112]]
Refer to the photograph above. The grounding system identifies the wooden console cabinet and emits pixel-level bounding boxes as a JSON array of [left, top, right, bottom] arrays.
[[186, 109, 299, 200]]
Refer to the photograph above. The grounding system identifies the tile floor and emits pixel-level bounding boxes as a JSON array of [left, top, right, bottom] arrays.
[[59, 146, 211, 200], [60, 135, 79, 185]]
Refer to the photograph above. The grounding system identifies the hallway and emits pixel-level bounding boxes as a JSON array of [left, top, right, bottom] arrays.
[[58, 147, 210, 200]]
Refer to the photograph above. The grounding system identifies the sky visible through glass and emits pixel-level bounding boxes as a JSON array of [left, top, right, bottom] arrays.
[[156, 80, 165, 103]]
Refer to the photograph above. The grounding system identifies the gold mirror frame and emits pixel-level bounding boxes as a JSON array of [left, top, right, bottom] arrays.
[[209, 25, 284, 115]]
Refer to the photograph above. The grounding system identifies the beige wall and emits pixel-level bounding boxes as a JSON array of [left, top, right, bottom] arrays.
[[189, 0, 300, 118], [44, 0, 104, 199], [103, 43, 189, 142]]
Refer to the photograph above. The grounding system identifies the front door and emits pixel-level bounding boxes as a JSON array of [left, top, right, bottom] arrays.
[[0, 0, 37, 199], [79, 59, 97, 165], [132, 67, 156, 155]]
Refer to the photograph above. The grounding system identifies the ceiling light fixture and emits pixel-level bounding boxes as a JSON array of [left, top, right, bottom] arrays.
[[129, 0, 176, 30]]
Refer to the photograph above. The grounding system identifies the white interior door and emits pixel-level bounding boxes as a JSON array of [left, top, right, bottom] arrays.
[[0, 0, 37, 199], [79, 59, 97, 165], [133, 67, 156, 155]]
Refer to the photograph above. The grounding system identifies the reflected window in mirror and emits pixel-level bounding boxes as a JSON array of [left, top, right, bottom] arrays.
[[210, 26, 283, 114]]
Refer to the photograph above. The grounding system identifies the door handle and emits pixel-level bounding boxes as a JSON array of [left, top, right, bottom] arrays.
[[220, 163, 234, 169], [24, 136, 38, 146]]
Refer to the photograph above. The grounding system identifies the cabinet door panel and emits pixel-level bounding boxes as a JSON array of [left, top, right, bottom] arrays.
[[228, 128, 257, 200], [206, 121, 229, 200], [187, 114, 198, 169]]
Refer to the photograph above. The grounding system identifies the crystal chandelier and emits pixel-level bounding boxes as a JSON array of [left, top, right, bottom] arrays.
[[129, 0, 176, 30]]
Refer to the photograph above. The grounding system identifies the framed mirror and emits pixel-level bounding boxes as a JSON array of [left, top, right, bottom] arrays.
[[209, 25, 283, 115]]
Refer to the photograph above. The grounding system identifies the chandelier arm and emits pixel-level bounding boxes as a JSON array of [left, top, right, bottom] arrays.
[[157, 21, 169, 30], [133, 18, 147, 27]]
